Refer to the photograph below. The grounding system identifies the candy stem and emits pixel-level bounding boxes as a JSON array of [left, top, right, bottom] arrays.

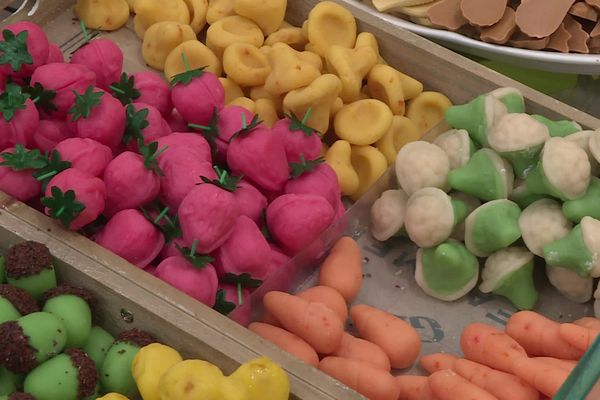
[[188, 123, 211, 131], [190, 239, 198, 256], [237, 282, 243, 305], [80, 20, 90, 43], [241, 113, 247, 130], [35, 170, 57, 182], [109, 85, 125, 95], [181, 52, 190, 72], [55, 205, 65, 217], [302, 108, 312, 125], [154, 207, 170, 224]]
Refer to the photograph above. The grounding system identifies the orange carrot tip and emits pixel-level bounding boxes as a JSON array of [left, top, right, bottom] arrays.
[[350, 304, 421, 369], [453, 358, 538, 400], [318, 236, 363, 302], [319, 356, 400, 400], [428, 369, 499, 400], [263, 291, 344, 354], [396, 375, 437, 400], [248, 322, 319, 367], [511, 357, 570, 398], [460, 323, 527, 374], [419, 353, 459, 374], [558, 323, 600, 353], [506, 311, 583, 360], [332, 332, 391, 371]]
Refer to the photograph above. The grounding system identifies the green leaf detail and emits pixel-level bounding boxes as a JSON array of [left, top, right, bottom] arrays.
[[123, 105, 149, 145], [198, 166, 242, 192], [170, 52, 206, 86], [140, 202, 182, 243], [0, 83, 31, 122], [0, 144, 47, 171], [0, 30, 33, 72], [290, 154, 324, 178], [40, 186, 86, 228], [109, 72, 141, 106], [176, 240, 214, 269], [213, 289, 237, 315], [138, 141, 167, 176], [230, 113, 263, 141], [223, 272, 263, 289], [188, 107, 220, 157], [285, 108, 316, 136], [260, 208, 271, 241], [33, 150, 72, 191], [22, 82, 57, 113], [68, 86, 104, 122]]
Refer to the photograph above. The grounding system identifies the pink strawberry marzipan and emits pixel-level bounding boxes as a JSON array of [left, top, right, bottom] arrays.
[[54, 137, 112, 178], [214, 215, 271, 280], [273, 115, 322, 165], [227, 125, 289, 192], [171, 68, 224, 126], [0, 147, 41, 202], [267, 193, 335, 255], [44, 167, 106, 230], [0, 22, 49, 79], [284, 163, 341, 213], [233, 180, 267, 224], [30, 63, 96, 118], [219, 283, 251, 326], [67, 87, 126, 151], [159, 148, 216, 211], [103, 151, 161, 217], [95, 209, 165, 269], [155, 132, 212, 166], [166, 110, 188, 132], [214, 105, 255, 161], [71, 39, 123, 91], [33, 119, 73, 153], [125, 102, 171, 152], [46, 43, 64, 63], [179, 182, 239, 254], [0, 93, 39, 151], [260, 244, 294, 294], [133, 71, 173, 117], [155, 256, 218, 306]]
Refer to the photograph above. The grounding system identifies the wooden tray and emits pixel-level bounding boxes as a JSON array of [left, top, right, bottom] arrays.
[[1, 1, 599, 399]]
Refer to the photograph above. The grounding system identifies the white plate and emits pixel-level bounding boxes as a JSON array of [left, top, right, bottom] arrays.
[[364, 3, 600, 75]]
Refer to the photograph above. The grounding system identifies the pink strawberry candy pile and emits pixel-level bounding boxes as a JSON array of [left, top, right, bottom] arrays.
[[0, 22, 343, 324]]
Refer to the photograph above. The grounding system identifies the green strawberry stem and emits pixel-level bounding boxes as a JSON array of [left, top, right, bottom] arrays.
[[0, 83, 31, 122], [154, 206, 170, 224], [123, 105, 149, 145], [109, 73, 141, 106], [223, 272, 262, 289], [176, 240, 214, 269], [290, 154, 324, 178], [68, 86, 104, 122], [0, 29, 33, 72], [22, 82, 57, 113], [213, 289, 236, 316], [139, 141, 167, 176], [0, 144, 47, 171], [237, 282, 243, 305], [302, 108, 311, 124], [188, 123, 211, 131], [40, 186, 86, 228], [190, 239, 198, 256], [286, 108, 316, 137], [230, 114, 262, 140], [199, 166, 242, 192], [33, 150, 71, 190], [80, 20, 90, 43], [170, 52, 207, 86]]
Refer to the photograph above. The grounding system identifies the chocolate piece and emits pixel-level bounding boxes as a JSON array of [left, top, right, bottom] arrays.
[[461, 0, 508, 27], [8, 393, 36, 400], [565, 15, 590, 53], [5, 242, 52, 279], [589, 35, 600, 52], [570, 1, 599, 21], [43, 285, 95, 308], [428, 0, 468, 30], [516, 0, 576, 38], [547, 23, 573, 52], [480, 7, 517, 44], [65, 348, 98, 399], [0, 321, 36, 373], [592, 20, 600, 37], [0, 285, 39, 316], [510, 34, 551, 50], [115, 328, 157, 348]]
